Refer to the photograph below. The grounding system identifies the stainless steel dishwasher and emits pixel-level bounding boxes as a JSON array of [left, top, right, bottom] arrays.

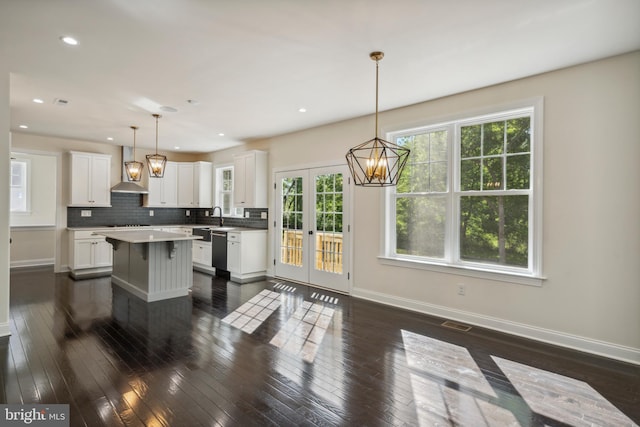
[[211, 230, 229, 278]]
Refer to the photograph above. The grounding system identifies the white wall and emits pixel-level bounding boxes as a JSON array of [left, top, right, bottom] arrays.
[[214, 52, 640, 363], [9, 228, 56, 268], [0, 59, 10, 336]]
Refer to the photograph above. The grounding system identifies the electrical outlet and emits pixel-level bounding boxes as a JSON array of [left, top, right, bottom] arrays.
[[245, 211, 250, 218], [80, 210, 92, 217], [149, 210, 154, 217], [186, 210, 190, 217], [458, 284, 466, 296], [261, 212, 267, 219], [205, 211, 209, 217]]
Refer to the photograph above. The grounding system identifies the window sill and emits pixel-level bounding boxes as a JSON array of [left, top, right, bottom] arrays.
[[377, 256, 546, 287]]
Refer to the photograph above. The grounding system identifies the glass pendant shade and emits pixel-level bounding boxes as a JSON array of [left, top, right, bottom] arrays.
[[146, 154, 167, 178], [124, 160, 144, 181], [125, 125, 143, 182], [146, 113, 167, 178], [346, 51, 410, 187]]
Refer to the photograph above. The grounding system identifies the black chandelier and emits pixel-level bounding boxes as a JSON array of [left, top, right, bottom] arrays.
[[346, 51, 410, 187]]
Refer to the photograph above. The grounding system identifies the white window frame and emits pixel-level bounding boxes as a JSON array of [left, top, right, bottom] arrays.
[[10, 158, 31, 214], [214, 164, 243, 217], [381, 98, 544, 286]]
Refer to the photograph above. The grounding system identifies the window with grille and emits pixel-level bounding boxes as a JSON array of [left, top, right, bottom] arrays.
[[386, 101, 542, 281]]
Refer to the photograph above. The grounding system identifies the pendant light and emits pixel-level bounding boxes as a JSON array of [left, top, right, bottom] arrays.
[[146, 113, 167, 178], [124, 126, 144, 181], [346, 51, 410, 186]]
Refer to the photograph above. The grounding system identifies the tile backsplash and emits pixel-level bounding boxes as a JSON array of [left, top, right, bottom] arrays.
[[67, 193, 268, 229]]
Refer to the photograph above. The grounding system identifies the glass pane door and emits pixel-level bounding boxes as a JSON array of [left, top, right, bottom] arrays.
[[314, 173, 343, 273], [275, 171, 308, 283], [275, 166, 350, 293], [309, 166, 350, 292]]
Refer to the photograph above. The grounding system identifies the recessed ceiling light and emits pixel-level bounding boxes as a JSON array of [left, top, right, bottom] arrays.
[[186, 99, 199, 105], [19, 125, 28, 129], [60, 36, 78, 46], [53, 98, 69, 106], [298, 107, 307, 113], [218, 133, 224, 137], [174, 146, 180, 150], [33, 98, 44, 104], [107, 137, 114, 141]]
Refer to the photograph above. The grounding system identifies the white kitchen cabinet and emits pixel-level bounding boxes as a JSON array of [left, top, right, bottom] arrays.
[[69, 151, 111, 207], [226, 233, 241, 274], [192, 240, 212, 266], [233, 150, 267, 208], [227, 230, 267, 283], [145, 161, 178, 207], [145, 161, 211, 208], [69, 229, 113, 278], [177, 162, 195, 207], [193, 161, 212, 207]]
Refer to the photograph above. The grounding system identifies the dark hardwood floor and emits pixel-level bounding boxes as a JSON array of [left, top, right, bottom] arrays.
[[2, 266, 639, 426]]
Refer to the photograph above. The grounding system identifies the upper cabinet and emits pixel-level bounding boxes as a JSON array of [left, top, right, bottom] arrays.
[[193, 161, 212, 208], [145, 161, 178, 207], [69, 151, 111, 207], [177, 162, 195, 207], [145, 161, 212, 208], [234, 150, 267, 208]]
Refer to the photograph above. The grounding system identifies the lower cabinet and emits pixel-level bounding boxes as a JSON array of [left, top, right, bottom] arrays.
[[69, 230, 113, 279], [227, 230, 267, 283], [192, 240, 212, 267]]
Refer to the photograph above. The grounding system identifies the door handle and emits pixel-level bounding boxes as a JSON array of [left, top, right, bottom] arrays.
[[308, 230, 314, 235]]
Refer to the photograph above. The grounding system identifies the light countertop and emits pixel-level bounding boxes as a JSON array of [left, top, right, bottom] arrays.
[[95, 230, 203, 243], [69, 224, 267, 233], [67, 224, 212, 231]]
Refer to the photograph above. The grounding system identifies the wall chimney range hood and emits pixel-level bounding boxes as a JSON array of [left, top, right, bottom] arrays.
[[111, 146, 149, 194]]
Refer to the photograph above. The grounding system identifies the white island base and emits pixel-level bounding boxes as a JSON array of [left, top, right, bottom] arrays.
[[100, 230, 201, 302]]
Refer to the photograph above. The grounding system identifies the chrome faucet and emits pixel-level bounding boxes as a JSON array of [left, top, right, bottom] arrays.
[[212, 206, 224, 227]]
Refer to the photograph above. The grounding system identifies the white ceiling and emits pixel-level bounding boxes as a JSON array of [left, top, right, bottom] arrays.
[[3, 0, 639, 153]]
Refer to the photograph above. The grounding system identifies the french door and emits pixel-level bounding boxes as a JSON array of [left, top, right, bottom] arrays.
[[275, 165, 351, 293]]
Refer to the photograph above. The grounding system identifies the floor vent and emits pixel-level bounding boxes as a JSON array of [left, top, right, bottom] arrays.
[[441, 320, 472, 332]]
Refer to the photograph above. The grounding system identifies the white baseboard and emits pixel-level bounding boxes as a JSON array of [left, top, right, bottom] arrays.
[[10, 258, 54, 269], [57, 265, 70, 274], [352, 287, 640, 366], [0, 322, 10, 337], [193, 264, 215, 275]]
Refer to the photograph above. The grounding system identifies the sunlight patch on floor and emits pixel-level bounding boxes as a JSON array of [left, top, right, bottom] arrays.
[[493, 356, 637, 427], [401, 330, 637, 426], [270, 301, 335, 363], [272, 282, 296, 292], [401, 330, 517, 426], [221, 290, 281, 333], [310, 292, 339, 304]]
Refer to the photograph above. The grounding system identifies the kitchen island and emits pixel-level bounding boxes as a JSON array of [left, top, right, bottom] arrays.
[[95, 229, 202, 302]]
